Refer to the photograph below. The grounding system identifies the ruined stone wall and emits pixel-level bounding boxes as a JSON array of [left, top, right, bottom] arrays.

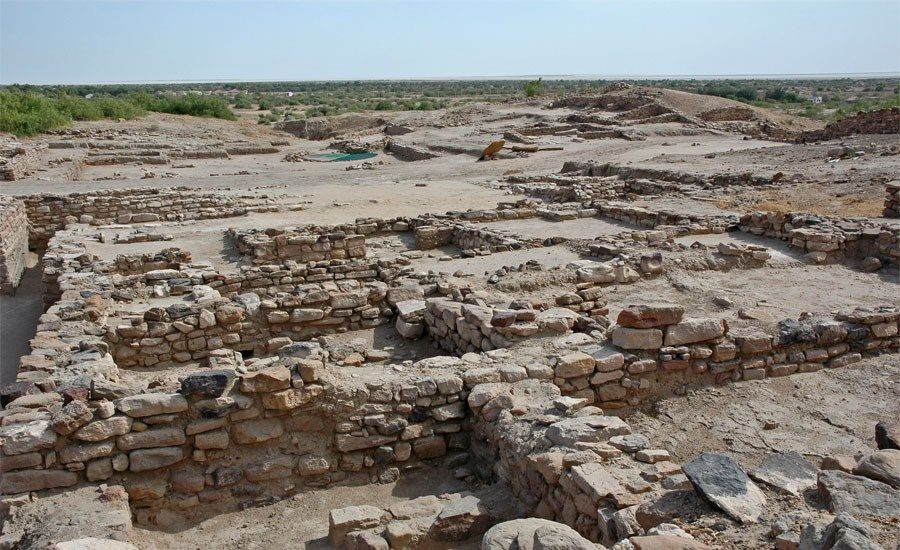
[[0, 197, 29, 293], [595, 202, 736, 233], [470, 378, 675, 545], [1, 231, 469, 510], [562, 161, 776, 187], [83, 152, 169, 166], [274, 114, 386, 140], [738, 211, 900, 265], [109, 280, 394, 367], [885, 182, 899, 219], [450, 223, 541, 252], [800, 107, 900, 141], [135, 257, 404, 299], [415, 222, 542, 253], [18, 187, 277, 248], [423, 298, 579, 355], [231, 230, 367, 264], [0, 142, 45, 181], [231, 204, 541, 262], [577, 304, 900, 409], [0, 352, 471, 518], [111, 249, 192, 276]]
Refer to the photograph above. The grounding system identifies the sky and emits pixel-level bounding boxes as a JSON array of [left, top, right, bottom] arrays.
[[1, 0, 899, 85]]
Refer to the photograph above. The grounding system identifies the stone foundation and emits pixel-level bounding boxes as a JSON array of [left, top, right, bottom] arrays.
[[17, 187, 278, 248]]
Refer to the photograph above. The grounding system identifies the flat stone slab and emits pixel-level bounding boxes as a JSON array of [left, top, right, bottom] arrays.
[[544, 415, 631, 447], [683, 453, 766, 523], [818, 470, 900, 517], [750, 451, 818, 496]]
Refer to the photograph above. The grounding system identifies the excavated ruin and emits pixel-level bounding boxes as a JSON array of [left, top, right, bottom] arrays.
[[0, 87, 898, 550]]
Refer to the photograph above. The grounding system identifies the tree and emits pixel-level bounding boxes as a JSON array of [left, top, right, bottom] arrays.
[[524, 78, 543, 98]]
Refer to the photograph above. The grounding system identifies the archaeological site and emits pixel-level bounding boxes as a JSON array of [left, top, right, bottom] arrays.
[[1, 19, 899, 547]]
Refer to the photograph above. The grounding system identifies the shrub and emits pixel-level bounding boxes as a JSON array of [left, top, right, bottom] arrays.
[[151, 94, 236, 120], [524, 78, 543, 97], [0, 91, 71, 136]]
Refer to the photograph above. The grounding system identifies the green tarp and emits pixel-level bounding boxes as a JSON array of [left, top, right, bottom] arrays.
[[306, 152, 377, 162]]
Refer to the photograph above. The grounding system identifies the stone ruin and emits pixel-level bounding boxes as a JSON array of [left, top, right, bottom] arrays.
[[1, 160, 898, 550]]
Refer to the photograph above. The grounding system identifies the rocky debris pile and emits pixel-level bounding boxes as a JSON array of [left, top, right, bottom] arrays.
[[423, 298, 582, 354], [0, 196, 29, 294], [800, 107, 900, 142], [470, 377, 680, 546]]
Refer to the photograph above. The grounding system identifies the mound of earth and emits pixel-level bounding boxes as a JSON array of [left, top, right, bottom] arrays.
[[551, 83, 823, 138]]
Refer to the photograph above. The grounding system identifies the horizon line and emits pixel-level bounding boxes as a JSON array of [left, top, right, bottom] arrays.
[[2, 71, 899, 87]]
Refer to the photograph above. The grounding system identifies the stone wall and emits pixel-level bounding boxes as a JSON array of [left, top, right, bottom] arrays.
[[885, 182, 899, 219], [136, 257, 406, 298], [111, 249, 193, 276], [595, 202, 735, 233], [231, 203, 542, 262], [231, 230, 366, 264], [738, 211, 900, 265], [581, 303, 900, 409], [0, 197, 29, 294], [17, 187, 277, 248], [108, 280, 394, 368], [0, 142, 45, 181], [274, 114, 387, 140], [0, 348, 473, 519]]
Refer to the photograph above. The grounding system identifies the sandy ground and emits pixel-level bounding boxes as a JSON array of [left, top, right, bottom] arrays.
[[477, 217, 638, 240]]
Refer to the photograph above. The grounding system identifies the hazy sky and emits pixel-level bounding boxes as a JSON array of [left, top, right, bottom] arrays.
[[2, 0, 899, 84]]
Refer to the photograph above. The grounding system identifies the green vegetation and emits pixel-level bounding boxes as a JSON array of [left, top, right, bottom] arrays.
[[524, 78, 544, 97], [0, 88, 235, 136], [0, 90, 144, 136], [140, 94, 236, 121]]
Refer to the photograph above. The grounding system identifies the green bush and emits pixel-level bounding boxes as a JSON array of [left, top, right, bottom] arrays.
[[0, 91, 71, 136], [150, 94, 236, 120], [524, 78, 543, 97]]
